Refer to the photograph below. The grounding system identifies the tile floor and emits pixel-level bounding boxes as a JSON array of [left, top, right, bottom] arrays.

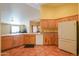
[[1, 46, 75, 56]]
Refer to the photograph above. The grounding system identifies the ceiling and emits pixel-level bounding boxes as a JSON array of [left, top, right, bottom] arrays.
[[0, 3, 40, 24], [26, 3, 40, 10]]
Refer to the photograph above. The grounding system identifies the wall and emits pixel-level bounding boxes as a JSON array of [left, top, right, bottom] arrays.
[[1, 23, 11, 34], [78, 4, 79, 14], [30, 21, 40, 33], [1, 23, 26, 35], [0, 23, 1, 35], [41, 3, 78, 19], [0, 23, 1, 55]]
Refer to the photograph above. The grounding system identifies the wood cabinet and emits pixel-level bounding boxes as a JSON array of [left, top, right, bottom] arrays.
[[1, 34, 36, 51], [1, 34, 24, 51], [1, 36, 14, 50], [54, 33, 58, 46], [40, 20, 58, 32], [24, 34, 36, 45], [41, 20, 48, 29], [29, 35, 36, 44], [13, 35, 24, 47], [43, 34, 51, 45], [24, 34, 30, 44], [43, 33, 58, 46]]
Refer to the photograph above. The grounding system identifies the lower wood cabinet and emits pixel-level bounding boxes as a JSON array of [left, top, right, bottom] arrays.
[[43, 34, 52, 45], [29, 35, 36, 44], [54, 33, 58, 46], [1, 36, 14, 50], [43, 33, 58, 46], [24, 34, 36, 45], [13, 35, 24, 47], [1, 34, 36, 51], [1, 33, 57, 51], [1, 34, 24, 51], [24, 35, 30, 44]]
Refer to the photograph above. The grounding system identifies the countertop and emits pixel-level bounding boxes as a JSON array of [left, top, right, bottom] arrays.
[[1, 33, 41, 36], [0, 32, 58, 36]]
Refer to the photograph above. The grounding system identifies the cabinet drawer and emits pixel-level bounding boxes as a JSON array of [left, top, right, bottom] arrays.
[[59, 39, 77, 55], [59, 39, 76, 46]]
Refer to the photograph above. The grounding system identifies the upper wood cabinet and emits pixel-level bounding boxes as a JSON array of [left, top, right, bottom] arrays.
[[40, 19, 58, 32], [40, 20, 48, 29], [1, 36, 14, 50]]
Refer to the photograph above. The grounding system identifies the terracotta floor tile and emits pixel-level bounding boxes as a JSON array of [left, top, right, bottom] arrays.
[[1, 46, 75, 56]]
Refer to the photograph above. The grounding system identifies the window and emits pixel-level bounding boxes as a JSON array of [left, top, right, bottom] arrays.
[[33, 26, 37, 33], [32, 25, 40, 33], [12, 26, 20, 33]]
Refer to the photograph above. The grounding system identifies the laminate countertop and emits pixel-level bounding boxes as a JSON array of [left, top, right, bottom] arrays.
[[1, 33, 41, 36]]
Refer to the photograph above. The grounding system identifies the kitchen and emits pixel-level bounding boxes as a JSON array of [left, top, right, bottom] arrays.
[[0, 3, 79, 56]]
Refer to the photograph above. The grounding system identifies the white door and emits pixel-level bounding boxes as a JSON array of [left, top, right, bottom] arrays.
[[36, 34, 43, 45], [58, 21, 77, 55]]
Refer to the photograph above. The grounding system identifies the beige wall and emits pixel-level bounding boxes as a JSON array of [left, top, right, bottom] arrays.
[[1, 23, 11, 34], [20, 25, 26, 32], [41, 3, 78, 19], [0, 23, 1, 55], [78, 4, 79, 14]]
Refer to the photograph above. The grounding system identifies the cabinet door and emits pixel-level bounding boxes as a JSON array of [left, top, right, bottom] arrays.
[[18, 35, 24, 45], [29, 35, 36, 44], [41, 20, 48, 29], [50, 34, 55, 45], [13, 35, 24, 47], [43, 34, 47, 45], [52, 33, 58, 46], [1, 36, 14, 50], [43, 34, 52, 45], [43, 33, 58, 45], [14, 35, 20, 47], [24, 34, 36, 44], [40, 20, 49, 32], [24, 34, 30, 44]]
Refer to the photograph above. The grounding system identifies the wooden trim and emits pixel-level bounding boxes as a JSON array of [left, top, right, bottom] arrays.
[[41, 14, 79, 20]]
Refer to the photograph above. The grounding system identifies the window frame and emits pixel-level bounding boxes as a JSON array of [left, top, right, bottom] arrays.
[[11, 25, 20, 34]]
